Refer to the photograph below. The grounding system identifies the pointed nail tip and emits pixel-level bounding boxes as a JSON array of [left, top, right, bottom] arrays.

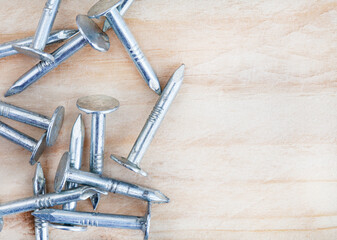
[[4, 88, 20, 97], [4, 91, 13, 98], [90, 197, 99, 210]]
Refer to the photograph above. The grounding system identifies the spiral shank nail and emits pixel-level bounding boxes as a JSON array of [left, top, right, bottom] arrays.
[[148, 106, 163, 124], [35, 217, 48, 229], [0, 105, 10, 118], [92, 154, 103, 173], [37, 60, 53, 72], [129, 43, 145, 63], [44, 0, 56, 11], [108, 180, 118, 193], [81, 219, 98, 227], [35, 197, 54, 208]]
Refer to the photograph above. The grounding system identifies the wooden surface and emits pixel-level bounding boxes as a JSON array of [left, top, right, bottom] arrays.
[[0, 0, 337, 239]]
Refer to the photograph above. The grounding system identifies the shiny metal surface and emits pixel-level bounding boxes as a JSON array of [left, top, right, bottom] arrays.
[[0, 121, 47, 165], [13, 0, 62, 62], [0, 29, 77, 59], [33, 163, 49, 240], [102, 0, 134, 32], [33, 202, 152, 240], [51, 114, 87, 232], [0, 187, 104, 219], [111, 65, 185, 176], [5, 15, 109, 98], [63, 114, 85, 211], [55, 152, 169, 204], [77, 95, 119, 210], [88, 0, 161, 95], [0, 101, 64, 146]]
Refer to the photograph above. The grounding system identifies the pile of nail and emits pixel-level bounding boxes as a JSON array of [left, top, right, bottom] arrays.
[[0, 0, 185, 239]]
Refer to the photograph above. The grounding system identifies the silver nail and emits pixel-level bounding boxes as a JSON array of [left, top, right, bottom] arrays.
[[13, 0, 63, 62], [50, 114, 87, 232], [5, 15, 110, 97], [103, 0, 135, 32], [0, 101, 64, 146], [88, 0, 161, 95], [111, 65, 185, 176], [55, 152, 169, 204], [0, 186, 105, 230], [33, 163, 49, 240], [77, 95, 119, 209], [0, 29, 78, 59], [34, 202, 151, 240], [0, 121, 46, 165]]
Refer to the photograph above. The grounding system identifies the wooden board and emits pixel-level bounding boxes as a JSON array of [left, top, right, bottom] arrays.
[[0, 0, 337, 239]]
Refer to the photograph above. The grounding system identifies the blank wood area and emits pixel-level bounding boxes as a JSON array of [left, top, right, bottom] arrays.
[[0, 0, 337, 239]]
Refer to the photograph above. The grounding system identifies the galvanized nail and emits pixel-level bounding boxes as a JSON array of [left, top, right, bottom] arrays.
[[0, 121, 47, 165], [0, 101, 64, 146], [88, 0, 161, 95], [13, 0, 63, 62], [55, 152, 169, 204], [34, 202, 152, 240], [111, 64, 185, 176], [5, 15, 110, 98], [0, 29, 78, 59], [76, 95, 119, 210]]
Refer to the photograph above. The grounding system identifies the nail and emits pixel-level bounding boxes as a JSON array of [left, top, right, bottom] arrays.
[[5, 15, 110, 97], [0, 29, 78, 59], [13, 0, 63, 62], [111, 65, 185, 176], [0, 121, 47, 165], [50, 114, 87, 232], [77, 95, 119, 209], [33, 163, 49, 240], [103, 0, 135, 32], [0, 186, 105, 229], [33, 202, 152, 240], [0, 101, 64, 146], [55, 152, 169, 204], [88, 0, 161, 95]]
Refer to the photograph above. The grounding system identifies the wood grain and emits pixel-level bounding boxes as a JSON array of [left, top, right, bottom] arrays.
[[0, 0, 337, 239]]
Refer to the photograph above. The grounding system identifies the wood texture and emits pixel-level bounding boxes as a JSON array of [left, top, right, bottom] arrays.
[[0, 0, 337, 239]]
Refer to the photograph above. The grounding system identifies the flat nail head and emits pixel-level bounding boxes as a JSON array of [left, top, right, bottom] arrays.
[[12, 45, 55, 62], [110, 154, 147, 176], [30, 133, 47, 165], [88, 0, 123, 18], [47, 106, 65, 146], [76, 95, 119, 114], [76, 15, 110, 52], [54, 152, 71, 193]]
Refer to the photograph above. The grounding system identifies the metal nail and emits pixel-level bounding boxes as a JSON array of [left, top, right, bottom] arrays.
[[33, 202, 152, 240], [111, 65, 185, 176], [77, 95, 119, 209], [5, 15, 110, 97], [0, 101, 64, 146], [103, 0, 135, 32], [55, 152, 169, 204], [0, 121, 47, 165], [0, 186, 105, 229], [88, 0, 161, 95], [33, 163, 49, 240], [0, 29, 78, 59], [13, 0, 63, 62], [50, 114, 87, 232]]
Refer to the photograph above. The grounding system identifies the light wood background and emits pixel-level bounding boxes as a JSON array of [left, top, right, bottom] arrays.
[[0, 0, 337, 239]]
